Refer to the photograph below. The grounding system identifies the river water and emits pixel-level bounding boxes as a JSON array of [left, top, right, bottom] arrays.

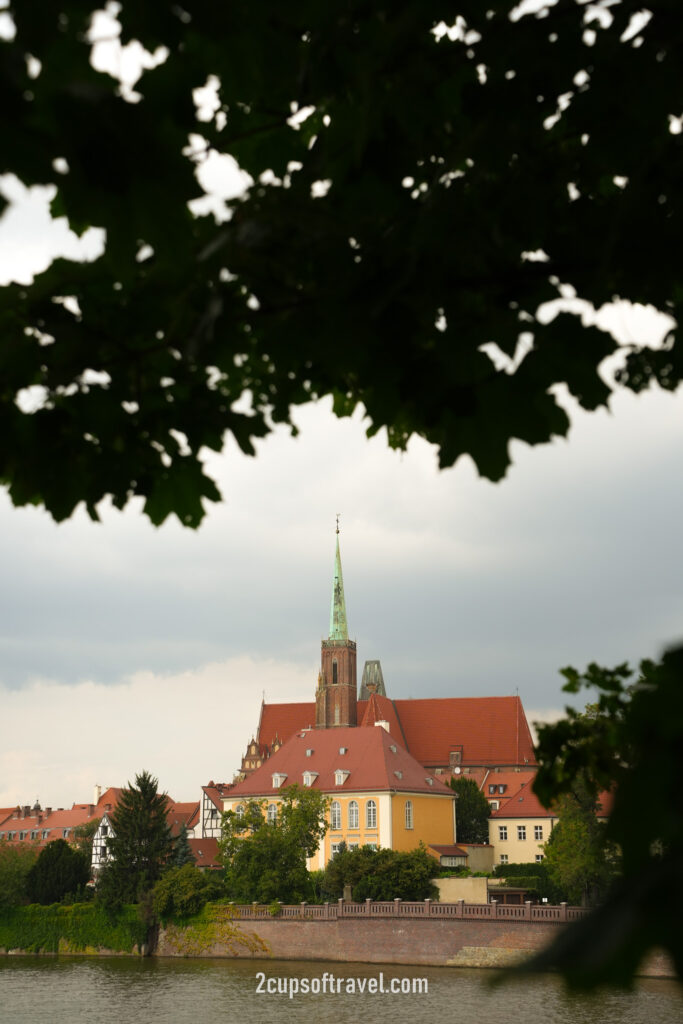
[[1, 957, 681, 1024]]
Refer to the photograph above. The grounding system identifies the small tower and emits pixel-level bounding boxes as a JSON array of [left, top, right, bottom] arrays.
[[316, 522, 357, 728]]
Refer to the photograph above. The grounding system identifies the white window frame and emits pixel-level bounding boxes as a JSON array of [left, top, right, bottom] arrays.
[[267, 803, 277, 824], [330, 801, 341, 831], [348, 801, 359, 829], [500, 854, 509, 865], [366, 800, 377, 829], [498, 825, 508, 841], [517, 825, 527, 841], [534, 825, 543, 840], [405, 800, 413, 830]]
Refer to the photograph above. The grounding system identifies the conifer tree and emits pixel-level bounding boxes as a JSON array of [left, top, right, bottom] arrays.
[[97, 770, 174, 905], [174, 825, 195, 868]]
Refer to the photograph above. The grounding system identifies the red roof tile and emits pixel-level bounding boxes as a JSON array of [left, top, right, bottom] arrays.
[[255, 695, 536, 769], [491, 782, 614, 819], [428, 844, 468, 857], [229, 727, 455, 799], [188, 837, 221, 869], [392, 696, 536, 767]]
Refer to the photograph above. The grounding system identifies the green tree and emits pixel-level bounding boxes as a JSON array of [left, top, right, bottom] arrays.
[[0, 839, 39, 910], [518, 646, 683, 987], [26, 838, 90, 904], [173, 825, 195, 868], [96, 771, 174, 906], [0, 2, 681, 526], [219, 785, 329, 904], [322, 844, 439, 902], [152, 862, 224, 920], [450, 776, 491, 844], [542, 780, 618, 907], [71, 817, 101, 864]]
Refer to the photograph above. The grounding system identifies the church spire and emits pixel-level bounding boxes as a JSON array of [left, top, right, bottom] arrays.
[[329, 518, 348, 642]]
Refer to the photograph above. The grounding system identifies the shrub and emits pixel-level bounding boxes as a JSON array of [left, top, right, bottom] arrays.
[[152, 864, 225, 921]]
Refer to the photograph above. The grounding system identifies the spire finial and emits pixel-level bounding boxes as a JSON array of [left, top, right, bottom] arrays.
[[336, 512, 340, 534]]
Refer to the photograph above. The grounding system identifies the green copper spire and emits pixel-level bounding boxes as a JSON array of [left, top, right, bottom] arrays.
[[329, 522, 348, 642]]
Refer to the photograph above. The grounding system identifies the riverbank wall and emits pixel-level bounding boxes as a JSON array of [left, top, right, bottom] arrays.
[[156, 901, 675, 977]]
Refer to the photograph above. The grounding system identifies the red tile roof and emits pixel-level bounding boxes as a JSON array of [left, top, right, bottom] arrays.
[[480, 768, 537, 803], [490, 781, 549, 818], [258, 702, 318, 755], [393, 696, 536, 767], [229, 726, 455, 799], [188, 837, 221, 869], [490, 781, 614, 819], [428, 844, 468, 857], [167, 801, 200, 836], [255, 695, 536, 769]]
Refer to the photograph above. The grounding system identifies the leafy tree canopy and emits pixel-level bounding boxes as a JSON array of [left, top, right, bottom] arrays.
[[542, 774, 619, 907], [71, 816, 101, 862], [322, 843, 439, 902], [152, 862, 224, 920], [450, 774, 491, 844], [26, 837, 90, 904], [1, 1, 681, 526], [0, 839, 39, 910], [523, 645, 683, 987], [96, 770, 174, 906], [218, 785, 329, 903]]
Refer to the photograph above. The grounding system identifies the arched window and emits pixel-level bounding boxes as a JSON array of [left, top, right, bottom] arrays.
[[332, 659, 338, 684], [405, 800, 413, 830], [366, 799, 377, 829], [267, 803, 277, 824], [236, 805, 244, 819], [330, 801, 341, 830], [348, 800, 359, 829]]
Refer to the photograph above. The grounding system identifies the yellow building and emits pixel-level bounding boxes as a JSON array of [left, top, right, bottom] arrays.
[[224, 724, 456, 870], [489, 780, 613, 866]]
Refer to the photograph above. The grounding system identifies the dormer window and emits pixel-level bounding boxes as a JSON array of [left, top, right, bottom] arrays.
[[302, 771, 318, 787], [498, 784, 506, 794], [394, 770, 403, 780], [334, 769, 350, 786], [425, 777, 434, 786], [339, 747, 347, 755], [305, 748, 314, 757], [489, 784, 496, 794], [272, 773, 288, 788], [389, 744, 397, 754]]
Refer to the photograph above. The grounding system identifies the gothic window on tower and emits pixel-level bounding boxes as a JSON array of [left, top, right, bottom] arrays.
[[332, 660, 338, 684], [366, 800, 377, 829]]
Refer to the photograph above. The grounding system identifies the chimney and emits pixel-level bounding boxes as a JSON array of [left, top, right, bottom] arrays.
[[87, 804, 95, 816], [94, 784, 102, 804], [45, 807, 52, 816], [22, 805, 31, 819]]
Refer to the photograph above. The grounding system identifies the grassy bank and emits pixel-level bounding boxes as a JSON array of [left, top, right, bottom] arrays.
[[0, 903, 147, 954]]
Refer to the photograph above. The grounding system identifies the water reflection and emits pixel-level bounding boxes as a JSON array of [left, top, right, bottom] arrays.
[[0, 957, 680, 1024]]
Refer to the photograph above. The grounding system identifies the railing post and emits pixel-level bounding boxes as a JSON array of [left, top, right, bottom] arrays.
[[424, 898, 432, 917], [338, 897, 344, 918], [560, 902, 568, 922], [525, 900, 532, 920], [490, 899, 497, 918], [394, 898, 401, 915], [365, 898, 372, 916], [300, 901, 307, 918]]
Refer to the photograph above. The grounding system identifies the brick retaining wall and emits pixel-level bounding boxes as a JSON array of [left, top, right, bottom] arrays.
[[155, 906, 675, 977]]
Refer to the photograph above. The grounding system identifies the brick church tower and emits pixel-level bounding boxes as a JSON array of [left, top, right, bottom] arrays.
[[315, 525, 357, 728]]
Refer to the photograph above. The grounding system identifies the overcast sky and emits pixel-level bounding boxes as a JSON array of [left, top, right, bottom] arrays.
[[1, 32, 681, 808]]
